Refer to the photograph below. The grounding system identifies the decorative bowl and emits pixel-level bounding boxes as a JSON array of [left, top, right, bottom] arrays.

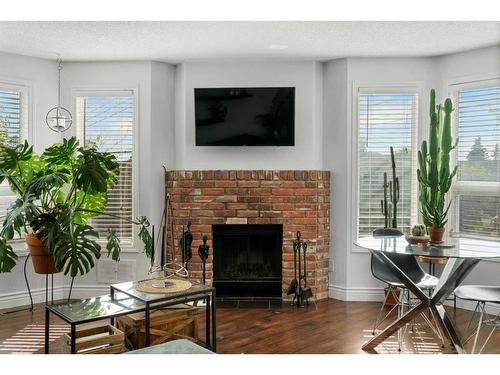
[[405, 234, 430, 246]]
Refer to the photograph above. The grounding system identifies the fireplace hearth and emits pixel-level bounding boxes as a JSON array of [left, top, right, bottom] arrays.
[[165, 169, 330, 300], [213, 224, 282, 298]]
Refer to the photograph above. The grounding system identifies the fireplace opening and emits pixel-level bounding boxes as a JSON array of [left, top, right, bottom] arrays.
[[213, 224, 283, 298]]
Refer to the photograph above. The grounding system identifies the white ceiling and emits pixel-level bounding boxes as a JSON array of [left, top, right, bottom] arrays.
[[0, 21, 498, 63]]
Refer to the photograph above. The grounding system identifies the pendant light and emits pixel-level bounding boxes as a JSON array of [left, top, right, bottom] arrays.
[[45, 58, 72, 132]]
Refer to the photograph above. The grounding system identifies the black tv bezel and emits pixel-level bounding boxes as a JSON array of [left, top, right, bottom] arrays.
[[194, 86, 295, 147]]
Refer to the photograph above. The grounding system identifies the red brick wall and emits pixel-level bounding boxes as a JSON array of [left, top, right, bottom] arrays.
[[165, 170, 330, 300]]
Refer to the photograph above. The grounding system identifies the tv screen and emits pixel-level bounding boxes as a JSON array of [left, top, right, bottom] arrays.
[[194, 87, 295, 146]]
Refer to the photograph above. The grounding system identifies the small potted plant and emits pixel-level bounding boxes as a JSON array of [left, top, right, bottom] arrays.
[[405, 224, 430, 246], [417, 89, 458, 243], [0, 137, 152, 276]]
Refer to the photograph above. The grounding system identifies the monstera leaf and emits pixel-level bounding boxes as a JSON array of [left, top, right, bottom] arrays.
[[1, 193, 37, 240], [30, 211, 63, 254], [74, 148, 119, 193], [0, 140, 33, 173], [42, 137, 79, 168], [28, 169, 70, 199], [106, 229, 121, 262], [52, 224, 102, 277], [73, 190, 107, 224], [137, 216, 152, 257], [0, 238, 17, 272]]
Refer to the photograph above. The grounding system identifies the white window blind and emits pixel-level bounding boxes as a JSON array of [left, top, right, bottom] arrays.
[[357, 91, 418, 237], [0, 89, 23, 230], [76, 94, 135, 243], [455, 84, 500, 239]]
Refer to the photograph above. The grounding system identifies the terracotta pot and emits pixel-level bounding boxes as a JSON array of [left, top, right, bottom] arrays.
[[427, 227, 445, 244], [26, 234, 61, 274]]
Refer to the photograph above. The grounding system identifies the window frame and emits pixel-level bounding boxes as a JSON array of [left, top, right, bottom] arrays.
[[446, 74, 500, 241], [73, 87, 140, 253], [350, 81, 423, 253], [0, 77, 33, 255]]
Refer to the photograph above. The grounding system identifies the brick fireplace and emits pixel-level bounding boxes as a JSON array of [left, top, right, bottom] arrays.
[[165, 170, 330, 300]]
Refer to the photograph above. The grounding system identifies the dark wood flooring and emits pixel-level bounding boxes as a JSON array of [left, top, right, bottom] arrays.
[[1, 299, 499, 354]]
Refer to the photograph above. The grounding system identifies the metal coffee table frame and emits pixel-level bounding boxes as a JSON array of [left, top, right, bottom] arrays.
[[45, 284, 216, 354], [362, 249, 479, 353], [45, 296, 145, 354], [110, 282, 216, 352]]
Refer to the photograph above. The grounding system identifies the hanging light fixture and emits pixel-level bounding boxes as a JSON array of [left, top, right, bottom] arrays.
[[46, 58, 72, 132]]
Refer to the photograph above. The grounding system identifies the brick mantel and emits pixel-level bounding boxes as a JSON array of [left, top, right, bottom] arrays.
[[165, 170, 330, 300]]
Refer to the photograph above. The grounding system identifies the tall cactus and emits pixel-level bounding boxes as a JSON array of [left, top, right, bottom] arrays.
[[417, 89, 458, 228], [380, 147, 400, 228]]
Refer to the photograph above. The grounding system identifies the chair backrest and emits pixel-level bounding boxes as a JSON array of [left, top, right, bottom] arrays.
[[371, 251, 427, 286]]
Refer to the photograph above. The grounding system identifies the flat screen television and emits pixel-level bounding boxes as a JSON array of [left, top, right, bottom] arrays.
[[194, 87, 295, 146]]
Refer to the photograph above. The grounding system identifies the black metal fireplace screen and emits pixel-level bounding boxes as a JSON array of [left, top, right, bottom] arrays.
[[212, 224, 283, 298]]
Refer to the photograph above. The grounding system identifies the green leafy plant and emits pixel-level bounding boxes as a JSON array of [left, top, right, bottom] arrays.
[[0, 137, 152, 276], [417, 89, 458, 228]]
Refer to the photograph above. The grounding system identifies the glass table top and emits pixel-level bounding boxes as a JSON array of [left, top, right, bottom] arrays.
[[111, 276, 214, 303], [48, 294, 145, 323], [355, 236, 500, 259]]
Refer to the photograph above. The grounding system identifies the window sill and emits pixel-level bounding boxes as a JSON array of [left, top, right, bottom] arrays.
[[10, 240, 142, 258]]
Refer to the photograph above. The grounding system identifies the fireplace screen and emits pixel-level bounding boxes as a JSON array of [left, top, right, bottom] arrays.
[[213, 224, 283, 298]]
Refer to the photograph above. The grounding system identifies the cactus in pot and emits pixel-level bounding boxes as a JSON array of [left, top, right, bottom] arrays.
[[411, 224, 427, 237], [416, 89, 458, 243]]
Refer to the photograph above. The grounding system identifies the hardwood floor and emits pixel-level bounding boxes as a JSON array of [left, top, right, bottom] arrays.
[[0, 299, 499, 354]]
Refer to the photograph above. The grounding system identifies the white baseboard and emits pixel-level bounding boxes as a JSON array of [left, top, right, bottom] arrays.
[[329, 284, 500, 315], [0, 286, 64, 310], [329, 284, 385, 302], [0, 284, 110, 310]]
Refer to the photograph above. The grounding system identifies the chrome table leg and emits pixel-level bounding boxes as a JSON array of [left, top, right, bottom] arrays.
[[362, 251, 480, 354]]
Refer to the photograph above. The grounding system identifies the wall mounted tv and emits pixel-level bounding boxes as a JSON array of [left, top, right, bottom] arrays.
[[194, 87, 295, 146]]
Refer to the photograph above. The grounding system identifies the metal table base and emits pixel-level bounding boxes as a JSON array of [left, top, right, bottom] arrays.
[[362, 250, 480, 354]]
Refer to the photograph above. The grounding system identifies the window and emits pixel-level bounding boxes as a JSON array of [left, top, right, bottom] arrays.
[[0, 86, 26, 234], [76, 92, 135, 244], [453, 83, 499, 240], [357, 90, 418, 237]]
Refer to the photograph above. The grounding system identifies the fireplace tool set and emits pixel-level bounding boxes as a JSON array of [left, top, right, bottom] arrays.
[[150, 167, 210, 285], [198, 235, 210, 284], [148, 168, 192, 278], [287, 231, 314, 307]]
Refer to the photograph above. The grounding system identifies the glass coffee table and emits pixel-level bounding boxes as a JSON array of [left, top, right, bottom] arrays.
[[45, 277, 216, 354], [110, 277, 216, 351], [45, 294, 145, 353]]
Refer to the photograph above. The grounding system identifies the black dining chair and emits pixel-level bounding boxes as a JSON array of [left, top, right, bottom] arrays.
[[454, 285, 500, 353], [371, 251, 444, 350]]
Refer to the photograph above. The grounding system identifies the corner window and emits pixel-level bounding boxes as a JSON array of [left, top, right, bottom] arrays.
[[453, 83, 500, 239], [0, 84, 28, 235], [76, 92, 135, 244], [357, 89, 418, 237]]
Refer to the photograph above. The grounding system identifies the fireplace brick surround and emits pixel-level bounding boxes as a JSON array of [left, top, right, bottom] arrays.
[[165, 170, 330, 300]]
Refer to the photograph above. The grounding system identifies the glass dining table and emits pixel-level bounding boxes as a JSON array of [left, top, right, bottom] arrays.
[[354, 235, 500, 353]]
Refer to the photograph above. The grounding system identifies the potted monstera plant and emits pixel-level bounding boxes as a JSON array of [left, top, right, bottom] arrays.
[[0, 137, 152, 276], [416, 90, 458, 243]]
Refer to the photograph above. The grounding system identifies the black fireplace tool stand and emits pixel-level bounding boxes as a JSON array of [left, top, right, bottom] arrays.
[[288, 231, 313, 307]]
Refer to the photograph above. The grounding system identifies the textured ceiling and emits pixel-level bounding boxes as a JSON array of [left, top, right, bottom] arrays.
[[0, 21, 498, 63]]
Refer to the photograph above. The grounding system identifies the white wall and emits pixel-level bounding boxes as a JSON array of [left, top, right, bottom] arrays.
[[1, 45, 499, 309], [0, 57, 176, 306], [175, 61, 324, 170], [437, 46, 500, 303], [323, 59, 349, 293], [59, 61, 176, 296], [0, 52, 63, 308], [326, 46, 500, 303]]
